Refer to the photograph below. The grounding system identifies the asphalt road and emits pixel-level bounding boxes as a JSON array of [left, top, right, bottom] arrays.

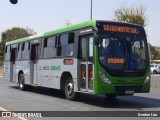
[[151, 74, 160, 89], [0, 75, 160, 120]]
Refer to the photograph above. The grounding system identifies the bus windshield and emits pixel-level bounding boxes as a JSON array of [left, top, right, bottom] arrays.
[[98, 33, 149, 71]]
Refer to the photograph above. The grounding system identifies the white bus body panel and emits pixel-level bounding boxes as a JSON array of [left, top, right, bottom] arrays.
[[4, 62, 10, 81], [37, 58, 78, 91], [4, 58, 78, 92]]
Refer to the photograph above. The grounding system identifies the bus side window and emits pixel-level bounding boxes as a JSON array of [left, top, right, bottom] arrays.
[[89, 37, 93, 60], [43, 38, 48, 48], [22, 43, 25, 51], [31, 45, 36, 60], [21, 43, 25, 59], [5, 46, 11, 60], [80, 37, 87, 60], [5, 46, 8, 53], [57, 35, 62, 56], [43, 36, 57, 58], [67, 33, 74, 56], [17, 44, 21, 60], [28, 42, 30, 50], [68, 33, 74, 44], [10, 46, 11, 52], [4, 46, 11, 60], [60, 34, 68, 57], [11, 49, 16, 62], [21, 42, 30, 59], [18, 44, 20, 51], [58, 33, 74, 57]]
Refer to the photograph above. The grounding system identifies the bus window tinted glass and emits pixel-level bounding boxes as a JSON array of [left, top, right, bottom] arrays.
[[60, 34, 68, 45], [48, 37, 56, 47], [59, 33, 74, 57], [43, 36, 57, 58], [5, 46, 8, 53], [22, 43, 25, 51], [68, 33, 74, 44], [99, 33, 149, 70], [81, 38, 87, 59], [89, 37, 93, 57]]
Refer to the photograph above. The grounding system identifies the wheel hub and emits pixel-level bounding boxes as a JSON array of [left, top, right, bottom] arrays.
[[19, 78, 23, 88], [67, 82, 73, 95], [20, 83, 23, 88]]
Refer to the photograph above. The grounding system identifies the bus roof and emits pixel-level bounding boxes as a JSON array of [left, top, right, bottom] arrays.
[[6, 20, 96, 45], [5, 20, 143, 46]]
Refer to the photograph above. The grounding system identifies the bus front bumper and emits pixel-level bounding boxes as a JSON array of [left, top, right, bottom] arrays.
[[94, 82, 150, 95]]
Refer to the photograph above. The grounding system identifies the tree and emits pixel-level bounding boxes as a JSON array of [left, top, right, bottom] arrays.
[[113, 3, 148, 27], [0, 27, 36, 62], [149, 44, 160, 60]]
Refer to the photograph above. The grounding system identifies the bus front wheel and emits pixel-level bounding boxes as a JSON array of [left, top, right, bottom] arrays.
[[19, 74, 27, 91], [65, 77, 76, 100]]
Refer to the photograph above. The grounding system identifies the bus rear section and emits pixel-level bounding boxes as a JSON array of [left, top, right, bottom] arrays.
[[92, 21, 150, 96]]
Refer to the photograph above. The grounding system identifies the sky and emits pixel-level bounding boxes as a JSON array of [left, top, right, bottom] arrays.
[[0, 0, 160, 46]]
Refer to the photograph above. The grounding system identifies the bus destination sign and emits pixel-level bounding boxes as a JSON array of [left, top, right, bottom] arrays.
[[103, 25, 138, 33]]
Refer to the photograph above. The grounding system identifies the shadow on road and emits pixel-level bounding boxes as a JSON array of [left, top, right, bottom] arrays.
[[10, 86, 160, 110], [10, 86, 66, 99], [77, 93, 160, 110]]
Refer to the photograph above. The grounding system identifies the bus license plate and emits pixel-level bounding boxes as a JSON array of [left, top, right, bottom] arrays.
[[125, 90, 134, 94]]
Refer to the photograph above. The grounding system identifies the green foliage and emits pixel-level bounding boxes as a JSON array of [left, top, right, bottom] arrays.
[[156, 54, 160, 60], [114, 3, 147, 27], [1, 27, 36, 42], [0, 27, 36, 61], [149, 44, 160, 60]]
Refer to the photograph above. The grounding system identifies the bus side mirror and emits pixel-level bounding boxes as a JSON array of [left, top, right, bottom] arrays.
[[94, 36, 98, 45], [10, 0, 18, 4]]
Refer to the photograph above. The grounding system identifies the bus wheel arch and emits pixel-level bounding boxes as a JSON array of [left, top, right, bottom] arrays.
[[18, 70, 24, 83], [60, 72, 76, 100], [60, 72, 73, 90], [18, 70, 26, 91], [153, 70, 157, 74]]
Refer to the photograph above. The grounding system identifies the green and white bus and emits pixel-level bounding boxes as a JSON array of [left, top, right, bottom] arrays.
[[4, 20, 150, 100]]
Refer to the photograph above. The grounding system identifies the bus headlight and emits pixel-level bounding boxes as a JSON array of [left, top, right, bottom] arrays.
[[144, 75, 150, 83], [98, 71, 111, 83]]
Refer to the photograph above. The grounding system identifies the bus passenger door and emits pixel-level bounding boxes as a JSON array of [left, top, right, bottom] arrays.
[[10, 48, 17, 82], [30, 44, 39, 85], [79, 35, 94, 92]]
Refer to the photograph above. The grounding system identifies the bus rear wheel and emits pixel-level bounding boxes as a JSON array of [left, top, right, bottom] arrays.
[[19, 74, 27, 91], [65, 77, 76, 100]]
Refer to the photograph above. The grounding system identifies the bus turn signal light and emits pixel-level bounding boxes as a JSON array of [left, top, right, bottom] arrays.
[[64, 59, 74, 65]]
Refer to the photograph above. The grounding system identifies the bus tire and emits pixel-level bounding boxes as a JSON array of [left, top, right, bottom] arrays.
[[19, 74, 27, 91], [65, 77, 76, 101]]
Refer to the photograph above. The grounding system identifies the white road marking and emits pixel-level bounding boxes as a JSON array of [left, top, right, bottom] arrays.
[[0, 107, 7, 111], [0, 106, 28, 120]]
